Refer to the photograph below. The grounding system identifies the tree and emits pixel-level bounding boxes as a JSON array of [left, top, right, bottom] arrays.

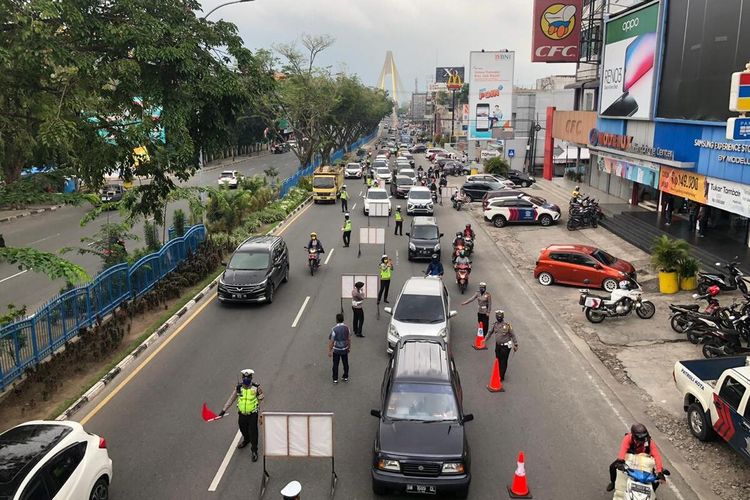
[[484, 156, 510, 177], [61, 222, 137, 271], [0, 248, 89, 286]]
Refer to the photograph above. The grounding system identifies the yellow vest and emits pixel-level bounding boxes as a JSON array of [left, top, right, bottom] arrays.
[[237, 385, 259, 414], [367, 178, 373, 187], [394, 211, 402, 222], [343, 219, 352, 231], [340, 190, 349, 200], [379, 263, 392, 280]]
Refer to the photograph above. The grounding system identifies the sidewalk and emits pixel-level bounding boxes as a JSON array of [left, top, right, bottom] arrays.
[[468, 180, 750, 499]]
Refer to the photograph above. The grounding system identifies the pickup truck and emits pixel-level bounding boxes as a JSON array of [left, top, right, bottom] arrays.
[[674, 356, 750, 461]]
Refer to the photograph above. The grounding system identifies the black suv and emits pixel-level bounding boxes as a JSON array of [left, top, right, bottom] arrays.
[[370, 337, 472, 497], [218, 235, 289, 304], [406, 217, 443, 261], [506, 169, 536, 187]]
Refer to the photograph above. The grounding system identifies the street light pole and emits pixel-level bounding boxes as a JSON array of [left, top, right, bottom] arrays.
[[450, 89, 456, 145], [202, 0, 253, 19]]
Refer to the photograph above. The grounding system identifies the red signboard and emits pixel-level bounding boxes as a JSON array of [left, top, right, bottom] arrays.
[[531, 0, 582, 63]]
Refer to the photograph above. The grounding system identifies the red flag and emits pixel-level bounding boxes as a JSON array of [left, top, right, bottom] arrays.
[[202, 402, 219, 422]]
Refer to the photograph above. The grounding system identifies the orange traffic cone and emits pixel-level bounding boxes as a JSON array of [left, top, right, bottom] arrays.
[[486, 358, 504, 392], [472, 322, 487, 350], [507, 451, 532, 498]]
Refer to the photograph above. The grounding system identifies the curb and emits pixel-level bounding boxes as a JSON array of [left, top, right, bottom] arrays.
[[0, 205, 64, 224], [56, 194, 312, 421]]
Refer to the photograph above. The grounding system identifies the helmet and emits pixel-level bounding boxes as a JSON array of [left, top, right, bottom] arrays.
[[354, 281, 364, 289], [310, 232, 317, 238], [631, 423, 649, 442], [466, 223, 471, 228], [342, 185, 346, 189], [240, 369, 255, 376], [381, 254, 388, 261], [397, 206, 401, 210], [575, 185, 580, 190], [344, 213, 350, 218], [618, 280, 630, 290], [479, 282, 487, 287], [459, 250, 465, 257], [708, 285, 720, 296], [495, 310, 505, 321], [456, 231, 462, 237], [431, 253, 439, 260]]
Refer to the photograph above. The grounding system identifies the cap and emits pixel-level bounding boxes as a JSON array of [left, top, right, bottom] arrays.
[[280, 480, 302, 498], [240, 369, 254, 376], [354, 281, 365, 289], [381, 254, 388, 259]]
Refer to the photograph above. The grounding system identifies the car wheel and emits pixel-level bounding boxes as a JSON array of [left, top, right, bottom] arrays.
[[602, 278, 618, 293], [492, 215, 507, 228], [687, 403, 714, 441], [90, 477, 109, 500], [265, 284, 275, 304], [539, 214, 553, 227], [537, 272, 553, 286], [521, 181, 530, 187]]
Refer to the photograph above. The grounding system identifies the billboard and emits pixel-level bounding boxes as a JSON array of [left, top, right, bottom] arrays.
[[468, 51, 514, 140], [435, 67, 465, 84], [531, 0, 582, 62], [599, 1, 660, 120], [657, 0, 750, 122]]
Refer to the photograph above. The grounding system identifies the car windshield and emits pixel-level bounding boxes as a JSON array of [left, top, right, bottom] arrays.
[[313, 177, 335, 188], [409, 190, 431, 200], [220, 172, 234, 178], [393, 294, 444, 323], [377, 168, 390, 175], [411, 225, 439, 239], [385, 383, 458, 421], [346, 164, 360, 169], [591, 249, 617, 266], [368, 191, 388, 200], [228, 251, 270, 270], [397, 178, 413, 186]]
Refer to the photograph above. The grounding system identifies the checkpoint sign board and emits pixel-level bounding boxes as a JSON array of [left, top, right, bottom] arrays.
[[727, 117, 750, 141], [263, 412, 333, 457], [341, 274, 379, 299], [368, 202, 390, 217], [359, 227, 385, 245], [729, 71, 750, 113]]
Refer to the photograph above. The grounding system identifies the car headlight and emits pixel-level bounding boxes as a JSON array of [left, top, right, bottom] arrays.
[[377, 459, 401, 472], [434, 243, 440, 251], [427, 202, 433, 208], [441, 462, 465, 474], [438, 327, 447, 338], [409, 242, 416, 251], [388, 323, 400, 338]]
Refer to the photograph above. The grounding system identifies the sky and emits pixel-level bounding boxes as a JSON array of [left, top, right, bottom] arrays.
[[199, 0, 577, 100]]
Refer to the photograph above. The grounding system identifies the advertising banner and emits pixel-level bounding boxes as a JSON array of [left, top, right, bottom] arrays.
[[436, 67, 465, 84], [598, 155, 659, 188], [706, 177, 750, 219], [599, 1, 660, 120], [468, 51, 514, 140], [531, 0, 582, 62], [658, 166, 707, 204], [551, 110, 597, 144]]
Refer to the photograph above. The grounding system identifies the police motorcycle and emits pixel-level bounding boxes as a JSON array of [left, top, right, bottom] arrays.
[[612, 454, 670, 500], [579, 278, 655, 324]]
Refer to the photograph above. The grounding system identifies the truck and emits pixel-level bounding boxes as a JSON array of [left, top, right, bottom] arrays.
[[312, 165, 344, 203], [673, 356, 750, 461]]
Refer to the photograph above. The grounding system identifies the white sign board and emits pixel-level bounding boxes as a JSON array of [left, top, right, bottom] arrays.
[[468, 51, 514, 140], [359, 227, 385, 244], [340, 274, 379, 299], [263, 412, 334, 458], [706, 177, 750, 219], [369, 202, 390, 217]]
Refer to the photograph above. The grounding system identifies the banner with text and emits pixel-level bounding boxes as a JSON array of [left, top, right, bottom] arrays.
[[532, 0, 582, 62], [658, 166, 707, 204], [468, 51, 514, 140], [706, 177, 750, 219], [598, 155, 659, 188]]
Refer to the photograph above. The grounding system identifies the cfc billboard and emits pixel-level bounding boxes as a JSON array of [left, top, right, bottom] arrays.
[[531, 0, 582, 62], [468, 51, 514, 140]]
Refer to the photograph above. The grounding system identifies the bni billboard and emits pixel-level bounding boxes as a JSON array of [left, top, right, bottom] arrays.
[[468, 51, 514, 140]]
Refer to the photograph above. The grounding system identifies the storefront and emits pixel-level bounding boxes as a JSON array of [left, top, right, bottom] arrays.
[[546, 110, 597, 179]]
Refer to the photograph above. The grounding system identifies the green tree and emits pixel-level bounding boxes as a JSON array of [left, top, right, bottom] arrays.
[[0, 247, 89, 285], [484, 156, 510, 177], [61, 222, 136, 270]]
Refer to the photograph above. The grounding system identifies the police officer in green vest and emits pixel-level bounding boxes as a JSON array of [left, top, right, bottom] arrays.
[[366, 175, 373, 189], [377, 254, 394, 304], [394, 206, 403, 236], [220, 368, 264, 461], [341, 213, 352, 247], [340, 185, 349, 212]]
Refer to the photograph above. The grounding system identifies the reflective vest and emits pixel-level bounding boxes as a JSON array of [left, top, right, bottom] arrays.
[[394, 211, 402, 222], [340, 190, 349, 200], [343, 219, 352, 232], [379, 263, 392, 280], [367, 178, 373, 187], [237, 385, 260, 414]]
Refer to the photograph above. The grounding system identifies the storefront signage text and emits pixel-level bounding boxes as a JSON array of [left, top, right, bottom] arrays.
[[589, 128, 675, 160], [658, 166, 707, 204], [694, 139, 750, 165]]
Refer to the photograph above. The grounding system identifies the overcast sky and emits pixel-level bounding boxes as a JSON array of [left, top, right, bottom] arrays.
[[200, 0, 577, 100]]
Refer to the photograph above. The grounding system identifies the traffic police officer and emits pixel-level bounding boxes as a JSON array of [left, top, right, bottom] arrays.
[[220, 368, 264, 461], [394, 206, 403, 235], [377, 254, 393, 304], [341, 213, 352, 247], [485, 310, 518, 380], [339, 185, 349, 212]]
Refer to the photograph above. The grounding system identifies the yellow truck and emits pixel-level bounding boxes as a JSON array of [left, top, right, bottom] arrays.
[[312, 165, 344, 203]]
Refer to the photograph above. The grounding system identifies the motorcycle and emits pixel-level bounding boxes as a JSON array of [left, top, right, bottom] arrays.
[[452, 242, 466, 263], [455, 264, 471, 294], [612, 453, 669, 500], [579, 279, 656, 323], [668, 286, 721, 333], [462, 236, 474, 256], [567, 205, 599, 231], [304, 247, 321, 275], [697, 260, 748, 295]]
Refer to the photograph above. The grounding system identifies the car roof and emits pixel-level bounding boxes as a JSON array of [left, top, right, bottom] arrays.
[[346, 163, 361, 167], [238, 235, 282, 250], [401, 276, 442, 296], [393, 339, 450, 382], [368, 187, 387, 193], [412, 216, 437, 226], [544, 244, 596, 253], [220, 170, 236, 175], [395, 175, 413, 182], [409, 186, 430, 192]]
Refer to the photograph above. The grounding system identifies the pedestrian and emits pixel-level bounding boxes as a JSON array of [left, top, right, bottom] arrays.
[[662, 193, 674, 226], [328, 312, 351, 383], [377, 254, 393, 304], [394, 206, 403, 235], [352, 281, 365, 337], [461, 282, 492, 335], [219, 368, 264, 461], [697, 205, 708, 238], [341, 213, 352, 247], [687, 200, 698, 231], [339, 185, 349, 212], [0, 234, 5, 248], [485, 310, 517, 380]]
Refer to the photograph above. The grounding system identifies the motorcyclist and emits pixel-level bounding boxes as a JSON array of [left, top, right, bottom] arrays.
[[425, 254, 444, 277], [306, 232, 325, 263], [452, 231, 465, 248], [429, 179, 438, 199], [571, 185, 581, 203], [454, 250, 471, 271], [463, 223, 475, 240], [607, 423, 665, 492]]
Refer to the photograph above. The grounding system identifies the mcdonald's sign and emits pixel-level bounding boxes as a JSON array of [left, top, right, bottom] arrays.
[[436, 67, 465, 88]]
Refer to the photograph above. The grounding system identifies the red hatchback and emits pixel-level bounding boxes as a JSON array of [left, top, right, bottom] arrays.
[[533, 244, 636, 292]]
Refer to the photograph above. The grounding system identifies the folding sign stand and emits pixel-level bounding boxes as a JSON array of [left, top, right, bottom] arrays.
[[259, 412, 337, 499], [358, 227, 386, 258]]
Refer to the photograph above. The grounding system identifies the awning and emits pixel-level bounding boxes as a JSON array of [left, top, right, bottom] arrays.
[[554, 147, 590, 164], [564, 79, 598, 90]]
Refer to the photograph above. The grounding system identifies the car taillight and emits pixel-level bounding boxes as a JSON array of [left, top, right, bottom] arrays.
[[99, 437, 107, 449]]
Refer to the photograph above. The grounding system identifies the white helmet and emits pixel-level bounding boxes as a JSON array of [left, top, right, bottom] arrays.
[[618, 280, 630, 290], [240, 369, 255, 376]]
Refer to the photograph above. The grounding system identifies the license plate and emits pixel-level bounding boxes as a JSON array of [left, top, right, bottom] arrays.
[[232, 294, 246, 299], [406, 484, 436, 495], [630, 483, 651, 495]]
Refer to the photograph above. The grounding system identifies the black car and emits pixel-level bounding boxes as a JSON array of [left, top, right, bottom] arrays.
[[443, 161, 471, 176], [370, 337, 472, 497], [460, 181, 507, 201], [410, 144, 427, 153], [506, 169, 536, 187], [218, 235, 289, 304], [391, 175, 414, 198], [406, 217, 443, 260]]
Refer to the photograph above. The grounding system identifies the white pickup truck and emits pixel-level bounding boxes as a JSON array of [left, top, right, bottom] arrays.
[[673, 356, 750, 461]]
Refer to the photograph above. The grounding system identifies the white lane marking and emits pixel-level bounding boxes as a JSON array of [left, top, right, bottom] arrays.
[[358, 191, 363, 196], [351, 203, 357, 211], [28, 232, 60, 245], [0, 270, 29, 284], [395, 250, 399, 266], [324, 248, 335, 265], [208, 430, 242, 492], [291, 296, 310, 328]]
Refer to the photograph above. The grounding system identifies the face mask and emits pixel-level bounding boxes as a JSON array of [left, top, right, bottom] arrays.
[[242, 376, 252, 386], [479, 288, 486, 294]]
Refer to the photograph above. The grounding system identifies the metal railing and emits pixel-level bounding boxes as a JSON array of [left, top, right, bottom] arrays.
[[0, 224, 207, 390]]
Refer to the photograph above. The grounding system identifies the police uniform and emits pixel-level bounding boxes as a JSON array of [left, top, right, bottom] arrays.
[[222, 371, 264, 460], [394, 209, 403, 235], [485, 321, 517, 380], [340, 188, 349, 212], [342, 216, 352, 247], [377, 259, 393, 304]]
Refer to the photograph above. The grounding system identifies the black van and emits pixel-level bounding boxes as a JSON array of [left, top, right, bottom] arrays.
[[370, 337, 472, 497], [218, 235, 289, 304], [407, 217, 443, 261]]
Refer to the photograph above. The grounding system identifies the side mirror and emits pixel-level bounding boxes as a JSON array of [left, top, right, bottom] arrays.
[[370, 409, 381, 418], [463, 413, 474, 423], [439, 233, 444, 238], [448, 310, 458, 318], [593, 264, 602, 270], [383, 307, 393, 315], [692, 293, 699, 299], [405, 232, 411, 236]]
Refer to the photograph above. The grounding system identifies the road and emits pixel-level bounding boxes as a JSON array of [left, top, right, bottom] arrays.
[[73, 152, 701, 499], [0, 150, 302, 313]]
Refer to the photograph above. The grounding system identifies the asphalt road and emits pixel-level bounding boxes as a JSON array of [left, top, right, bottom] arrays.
[[73, 152, 701, 499], [0, 150, 302, 313]]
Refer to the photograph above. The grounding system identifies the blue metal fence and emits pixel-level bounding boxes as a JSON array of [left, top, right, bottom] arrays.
[[0, 224, 207, 390]]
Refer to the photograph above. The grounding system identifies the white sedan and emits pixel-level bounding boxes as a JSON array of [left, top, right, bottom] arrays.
[[374, 166, 392, 184], [363, 187, 392, 216], [0, 420, 113, 500], [217, 170, 240, 188], [344, 162, 363, 178]]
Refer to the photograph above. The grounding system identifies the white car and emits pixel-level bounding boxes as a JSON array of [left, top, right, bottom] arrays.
[[399, 152, 415, 166], [375, 166, 392, 184], [383, 277, 456, 352], [483, 195, 561, 228], [0, 420, 113, 500], [344, 162, 363, 178], [399, 168, 416, 180], [466, 174, 515, 189], [395, 160, 411, 171], [374, 155, 389, 163], [407, 186, 434, 215], [217, 170, 240, 188], [363, 187, 392, 216]]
